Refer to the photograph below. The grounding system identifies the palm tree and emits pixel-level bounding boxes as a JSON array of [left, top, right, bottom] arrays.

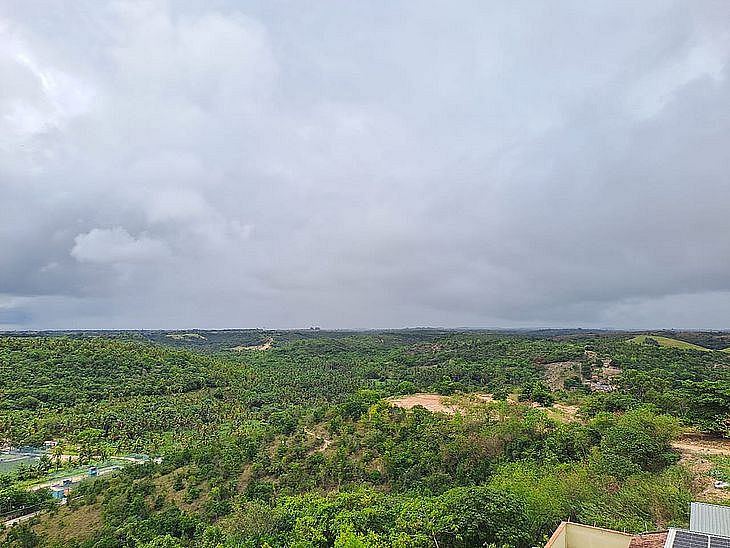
[[51, 444, 63, 470], [37, 454, 52, 475]]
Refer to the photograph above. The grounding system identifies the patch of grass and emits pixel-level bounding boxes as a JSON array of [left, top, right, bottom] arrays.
[[627, 335, 711, 352], [709, 456, 730, 483], [31, 499, 104, 543]]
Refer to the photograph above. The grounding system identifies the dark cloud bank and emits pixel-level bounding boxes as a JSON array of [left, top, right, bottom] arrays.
[[1, 1, 730, 329]]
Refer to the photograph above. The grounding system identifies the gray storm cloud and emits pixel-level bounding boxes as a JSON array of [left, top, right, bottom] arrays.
[[1, 0, 730, 329]]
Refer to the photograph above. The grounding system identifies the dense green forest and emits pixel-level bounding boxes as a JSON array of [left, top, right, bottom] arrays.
[[1, 331, 729, 547]]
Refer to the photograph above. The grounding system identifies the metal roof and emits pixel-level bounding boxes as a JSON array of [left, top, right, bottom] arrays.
[[690, 502, 730, 538]]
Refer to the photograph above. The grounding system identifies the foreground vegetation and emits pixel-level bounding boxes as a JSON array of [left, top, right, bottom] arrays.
[[1, 330, 729, 547]]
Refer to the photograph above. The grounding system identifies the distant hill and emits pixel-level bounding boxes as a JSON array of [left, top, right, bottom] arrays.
[[628, 334, 712, 351]]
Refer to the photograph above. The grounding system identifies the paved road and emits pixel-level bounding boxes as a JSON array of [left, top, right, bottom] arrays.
[[2, 500, 66, 527], [3, 510, 42, 527], [28, 465, 121, 491]]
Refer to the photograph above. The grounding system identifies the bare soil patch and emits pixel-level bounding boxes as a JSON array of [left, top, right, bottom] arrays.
[[388, 393, 578, 421], [388, 393, 460, 414], [552, 403, 579, 415], [231, 338, 273, 352], [672, 435, 730, 457]]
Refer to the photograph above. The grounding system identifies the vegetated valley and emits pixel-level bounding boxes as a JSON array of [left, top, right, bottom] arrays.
[[1, 330, 729, 547]]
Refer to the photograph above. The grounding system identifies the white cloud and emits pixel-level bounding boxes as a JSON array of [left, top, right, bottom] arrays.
[[71, 227, 168, 264], [0, 35, 95, 138]]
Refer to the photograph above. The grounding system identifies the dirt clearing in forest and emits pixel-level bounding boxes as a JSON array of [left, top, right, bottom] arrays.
[[388, 393, 461, 414], [388, 393, 580, 420], [231, 338, 273, 351]]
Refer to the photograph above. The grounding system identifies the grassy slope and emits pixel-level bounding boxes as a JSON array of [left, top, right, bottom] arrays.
[[627, 335, 712, 351]]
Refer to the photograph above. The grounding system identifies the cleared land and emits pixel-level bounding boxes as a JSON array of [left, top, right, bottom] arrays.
[[27, 465, 121, 492], [387, 393, 461, 414], [627, 335, 711, 351], [231, 337, 273, 351], [387, 393, 579, 422]]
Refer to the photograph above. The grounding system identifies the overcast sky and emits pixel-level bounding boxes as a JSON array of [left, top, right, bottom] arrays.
[[2, 1, 730, 330]]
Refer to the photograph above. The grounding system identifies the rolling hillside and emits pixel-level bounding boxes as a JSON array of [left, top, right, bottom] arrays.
[[627, 335, 713, 351]]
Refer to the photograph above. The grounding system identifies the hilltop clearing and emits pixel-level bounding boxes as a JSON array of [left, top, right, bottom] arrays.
[[387, 393, 463, 413], [627, 334, 712, 351]]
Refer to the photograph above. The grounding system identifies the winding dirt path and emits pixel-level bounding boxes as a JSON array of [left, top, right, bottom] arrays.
[[304, 428, 332, 452]]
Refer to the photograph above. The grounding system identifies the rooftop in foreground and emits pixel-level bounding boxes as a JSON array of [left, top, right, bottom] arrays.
[[545, 522, 666, 548], [546, 502, 730, 548]]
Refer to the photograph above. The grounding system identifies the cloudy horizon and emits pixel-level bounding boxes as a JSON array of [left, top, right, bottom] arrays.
[[2, 1, 730, 330]]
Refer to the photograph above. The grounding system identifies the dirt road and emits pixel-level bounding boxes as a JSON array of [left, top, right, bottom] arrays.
[[672, 436, 730, 457]]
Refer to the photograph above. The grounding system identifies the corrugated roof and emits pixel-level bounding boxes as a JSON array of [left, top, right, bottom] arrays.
[[690, 502, 730, 538]]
